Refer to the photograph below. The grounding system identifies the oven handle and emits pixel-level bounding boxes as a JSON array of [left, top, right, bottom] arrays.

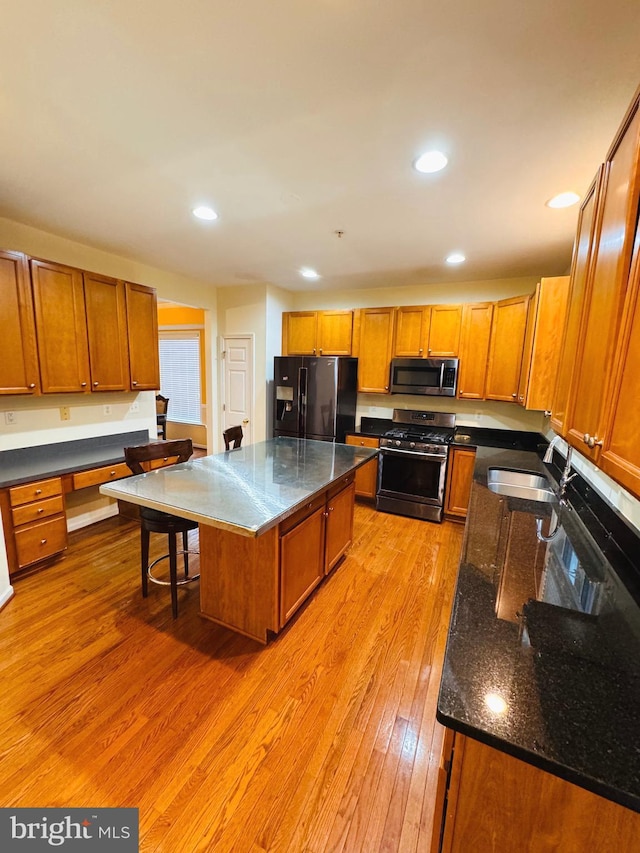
[[380, 446, 448, 462]]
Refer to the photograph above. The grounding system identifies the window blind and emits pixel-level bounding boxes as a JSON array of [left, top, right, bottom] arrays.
[[158, 331, 202, 424]]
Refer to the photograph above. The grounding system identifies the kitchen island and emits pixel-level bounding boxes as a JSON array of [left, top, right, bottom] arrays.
[[434, 445, 640, 851], [100, 437, 378, 642]]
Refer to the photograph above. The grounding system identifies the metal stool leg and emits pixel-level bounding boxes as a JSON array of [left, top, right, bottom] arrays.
[[141, 526, 150, 598]]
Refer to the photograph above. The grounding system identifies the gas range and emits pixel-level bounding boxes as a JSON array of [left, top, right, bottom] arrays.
[[379, 410, 456, 456]]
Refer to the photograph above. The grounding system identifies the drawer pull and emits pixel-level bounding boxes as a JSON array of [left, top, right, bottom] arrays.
[[110, 470, 116, 476], [37, 508, 44, 514], [35, 489, 42, 495], [40, 539, 47, 545]]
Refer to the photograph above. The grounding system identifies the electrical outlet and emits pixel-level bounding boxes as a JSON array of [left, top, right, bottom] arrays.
[[4, 411, 16, 425], [129, 401, 139, 413], [60, 406, 70, 421], [103, 404, 112, 416]]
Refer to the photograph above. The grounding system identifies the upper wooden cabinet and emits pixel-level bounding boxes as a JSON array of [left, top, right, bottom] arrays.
[[282, 310, 353, 356], [563, 95, 640, 462], [517, 276, 570, 411], [30, 259, 91, 394], [126, 282, 160, 390], [550, 175, 601, 435], [0, 250, 40, 395], [84, 273, 130, 392], [354, 307, 395, 393], [393, 304, 462, 357], [485, 295, 530, 402], [457, 302, 493, 400]]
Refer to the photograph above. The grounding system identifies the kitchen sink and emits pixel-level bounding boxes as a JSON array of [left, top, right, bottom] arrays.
[[486, 468, 555, 502]]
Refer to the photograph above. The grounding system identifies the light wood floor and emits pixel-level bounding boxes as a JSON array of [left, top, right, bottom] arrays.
[[0, 502, 463, 852]]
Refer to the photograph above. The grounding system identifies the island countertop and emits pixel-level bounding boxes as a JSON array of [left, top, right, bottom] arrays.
[[436, 445, 640, 813], [100, 437, 378, 537]]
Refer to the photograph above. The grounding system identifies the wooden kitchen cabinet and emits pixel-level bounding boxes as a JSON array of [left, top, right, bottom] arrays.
[[550, 175, 601, 435], [280, 504, 326, 625], [457, 302, 493, 400], [563, 95, 640, 462], [485, 294, 530, 402], [0, 477, 67, 577], [517, 276, 570, 411], [432, 732, 640, 853], [282, 310, 353, 356], [355, 307, 395, 393], [30, 259, 91, 393], [0, 250, 40, 395], [345, 435, 380, 499], [324, 478, 355, 573], [444, 448, 476, 520], [125, 281, 160, 390], [393, 304, 461, 357], [84, 273, 130, 391]]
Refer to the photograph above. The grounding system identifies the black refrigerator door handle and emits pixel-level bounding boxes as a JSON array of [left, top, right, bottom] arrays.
[[298, 367, 307, 436]]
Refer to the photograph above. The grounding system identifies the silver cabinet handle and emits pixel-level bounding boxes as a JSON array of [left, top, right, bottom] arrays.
[[40, 539, 47, 545]]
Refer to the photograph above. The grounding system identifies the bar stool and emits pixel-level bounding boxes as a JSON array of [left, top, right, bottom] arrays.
[[223, 425, 243, 450], [124, 439, 199, 619]]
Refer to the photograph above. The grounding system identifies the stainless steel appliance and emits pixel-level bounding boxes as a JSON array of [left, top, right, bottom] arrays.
[[273, 356, 358, 442], [390, 357, 458, 396], [376, 409, 456, 522]]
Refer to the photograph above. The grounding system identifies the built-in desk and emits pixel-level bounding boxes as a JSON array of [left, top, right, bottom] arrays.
[[100, 437, 377, 643]]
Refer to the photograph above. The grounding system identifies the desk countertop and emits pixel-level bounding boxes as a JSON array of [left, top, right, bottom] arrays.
[[100, 437, 377, 537]]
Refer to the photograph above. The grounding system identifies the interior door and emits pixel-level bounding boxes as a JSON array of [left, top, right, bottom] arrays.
[[222, 335, 254, 448]]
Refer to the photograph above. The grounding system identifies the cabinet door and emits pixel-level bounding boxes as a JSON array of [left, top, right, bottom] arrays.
[[30, 259, 90, 393], [356, 307, 395, 393], [550, 175, 601, 435], [564, 99, 640, 461], [485, 295, 530, 402], [125, 281, 160, 390], [429, 305, 462, 356], [345, 435, 379, 499], [280, 505, 325, 625], [317, 310, 353, 355], [84, 273, 129, 392], [457, 303, 493, 400], [283, 311, 318, 355], [519, 276, 570, 410], [394, 306, 430, 356], [0, 250, 40, 395], [324, 481, 355, 573], [599, 220, 640, 498], [445, 448, 476, 519]]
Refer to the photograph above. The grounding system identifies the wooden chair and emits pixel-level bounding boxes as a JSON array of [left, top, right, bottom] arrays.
[[156, 394, 169, 440], [124, 439, 199, 618], [223, 425, 243, 450]]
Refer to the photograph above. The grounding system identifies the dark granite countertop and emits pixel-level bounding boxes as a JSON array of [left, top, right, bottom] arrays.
[[353, 418, 544, 452], [0, 431, 150, 488], [437, 445, 640, 813]]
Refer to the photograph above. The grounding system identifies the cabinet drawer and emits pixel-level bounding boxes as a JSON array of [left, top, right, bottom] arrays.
[[9, 477, 63, 507], [72, 462, 130, 490], [15, 515, 67, 568], [279, 493, 326, 536], [12, 495, 65, 527], [327, 472, 355, 500], [345, 435, 380, 449]]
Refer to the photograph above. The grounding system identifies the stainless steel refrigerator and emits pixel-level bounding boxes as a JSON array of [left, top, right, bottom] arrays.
[[273, 356, 358, 442]]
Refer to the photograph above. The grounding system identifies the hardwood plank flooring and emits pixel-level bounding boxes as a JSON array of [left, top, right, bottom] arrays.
[[0, 502, 463, 852]]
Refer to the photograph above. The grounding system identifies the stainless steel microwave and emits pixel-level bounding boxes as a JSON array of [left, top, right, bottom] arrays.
[[390, 357, 459, 396]]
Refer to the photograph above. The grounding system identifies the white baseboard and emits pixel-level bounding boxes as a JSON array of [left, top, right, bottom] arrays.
[[66, 504, 120, 532], [0, 585, 15, 611]]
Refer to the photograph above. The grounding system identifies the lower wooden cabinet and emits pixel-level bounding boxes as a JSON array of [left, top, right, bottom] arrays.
[[324, 479, 355, 572], [0, 477, 68, 575], [432, 731, 640, 853], [345, 435, 380, 499], [280, 504, 326, 625], [444, 448, 476, 520]]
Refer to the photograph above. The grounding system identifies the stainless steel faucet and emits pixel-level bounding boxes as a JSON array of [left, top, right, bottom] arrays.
[[543, 434, 561, 463], [543, 436, 577, 504]]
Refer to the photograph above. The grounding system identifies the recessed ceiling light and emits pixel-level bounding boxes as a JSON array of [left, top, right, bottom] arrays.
[[192, 205, 218, 220], [414, 150, 448, 174], [446, 252, 466, 265], [300, 268, 320, 280], [546, 192, 580, 209]]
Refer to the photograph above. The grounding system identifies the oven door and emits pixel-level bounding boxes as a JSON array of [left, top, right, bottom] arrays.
[[377, 446, 448, 509]]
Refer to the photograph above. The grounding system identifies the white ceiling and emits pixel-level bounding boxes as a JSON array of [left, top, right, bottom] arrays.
[[1, 1, 639, 293]]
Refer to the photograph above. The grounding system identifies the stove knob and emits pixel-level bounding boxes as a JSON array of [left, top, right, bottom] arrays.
[[410, 441, 416, 449], [395, 440, 401, 447]]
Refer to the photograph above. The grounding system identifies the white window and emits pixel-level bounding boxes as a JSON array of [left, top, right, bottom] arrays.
[[158, 331, 202, 424]]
